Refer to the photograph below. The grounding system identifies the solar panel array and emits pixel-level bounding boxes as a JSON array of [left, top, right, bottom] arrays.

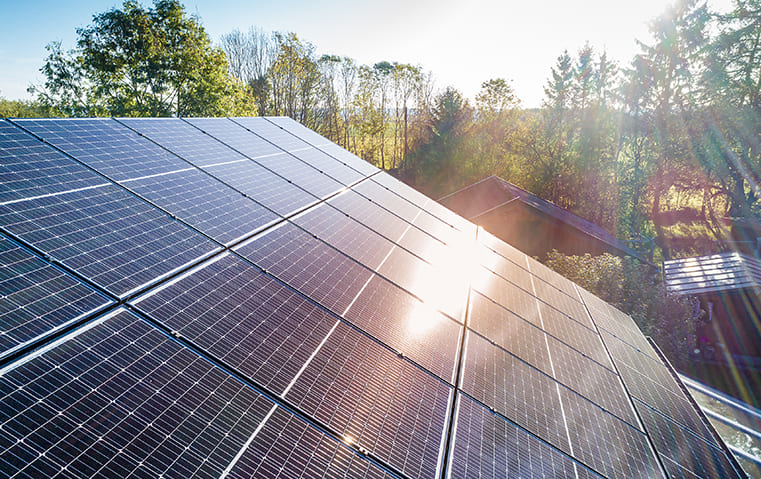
[[0, 116, 746, 478]]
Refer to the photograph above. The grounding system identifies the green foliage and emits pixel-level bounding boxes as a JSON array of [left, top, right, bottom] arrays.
[[32, 0, 253, 117], [544, 251, 703, 368], [0, 97, 55, 118]]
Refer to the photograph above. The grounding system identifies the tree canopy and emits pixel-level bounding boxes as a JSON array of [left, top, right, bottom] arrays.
[[32, 0, 253, 117]]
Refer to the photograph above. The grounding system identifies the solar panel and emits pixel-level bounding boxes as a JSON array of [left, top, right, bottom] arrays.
[[0, 120, 107, 203], [131, 253, 339, 395], [16, 118, 188, 181], [291, 202, 395, 270], [635, 398, 741, 478], [0, 235, 111, 359], [0, 309, 275, 478], [449, 394, 605, 479], [224, 406, 393, 478], [284, 320, 452, 479], [233, 117, 364, 186], [468, 291, 553, 373], [123, 168, 280, 245], [263, 116, 379, 177], [558, 387, 662, 479], [461, 331, 571, 453], [235, 221, 373, 316], [327, 189, 448, 264], [344, 275, 462, 383], [0, 183, 218, 297], [1, 116, 745, 479]]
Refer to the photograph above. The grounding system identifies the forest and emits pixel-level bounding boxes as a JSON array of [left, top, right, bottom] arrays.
[[4, 0, 760, 264], [2, 0, 761, 366]]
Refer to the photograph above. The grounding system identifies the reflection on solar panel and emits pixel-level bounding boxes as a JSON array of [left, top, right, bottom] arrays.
[[0, 116, 746, 478]]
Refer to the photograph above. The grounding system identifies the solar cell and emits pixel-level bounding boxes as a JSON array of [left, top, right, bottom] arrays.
[[125, 168, 279, 245], [225, 406, 393, 479], [0, 309, 275, 478], [263, 116, 379, 176], [235, 222, 373, 316], [0, 235, 111, 359], [203, 160, 318, 216], [16, 118, 188, 181], [635, 399, 743, 478], [284, 321, 452, 479], [0, 184, 218, 297], [559, 387, 662, 479], [345, 275, 462, 383], [460, 331, 571, 453], [131, 253, 339, 396], [449, 394, 604, 479], [291, 203, 395, 270], [0, 120, 107, 204]]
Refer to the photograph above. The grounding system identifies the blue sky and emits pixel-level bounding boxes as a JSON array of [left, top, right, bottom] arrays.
[[0, 0, 735, 108]]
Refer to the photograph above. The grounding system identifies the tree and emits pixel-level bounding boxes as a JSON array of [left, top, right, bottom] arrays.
[[220, 27, 273, 115], [268, 32, 320, 125], [31, 0, 252, 117]]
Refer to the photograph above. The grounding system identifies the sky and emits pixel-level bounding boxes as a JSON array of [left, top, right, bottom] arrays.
[[0, 0, 736, 108]]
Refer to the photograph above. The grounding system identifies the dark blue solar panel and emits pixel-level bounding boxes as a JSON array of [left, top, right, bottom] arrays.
[[0, 235, 111, 359], [0, 309, 275, 478], [0, 120, 107, 204], [183, 118, 283, 158], [0, 184, 217, 297], [226, 406, 393, 479], [264, 116, 379, 177], [292, 203, 394, 271], [235, 222, 373, 316], [450, 394, 604, 479], [117, 117, 247, 168], [284, 321, 451, 479], [635, 399, 743, 479], [125, 168, 279, 245], [602, 331, 719, 445], [203, 160, 318, 216], [234, 117, 365, 186], [477, 228, 528, 266], [478, 245, 533, 291], [370, 174, 474, 233], [376, 247, 468, 321], [131, 253, 338, 396], [16, 118, 187, 181], [468, 291, 553, 376]]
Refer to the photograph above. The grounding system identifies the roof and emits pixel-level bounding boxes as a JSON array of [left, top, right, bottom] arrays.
[[439, 175, 647, 262], [0, 117, 745, 478], [664, 252, 761, 296]]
